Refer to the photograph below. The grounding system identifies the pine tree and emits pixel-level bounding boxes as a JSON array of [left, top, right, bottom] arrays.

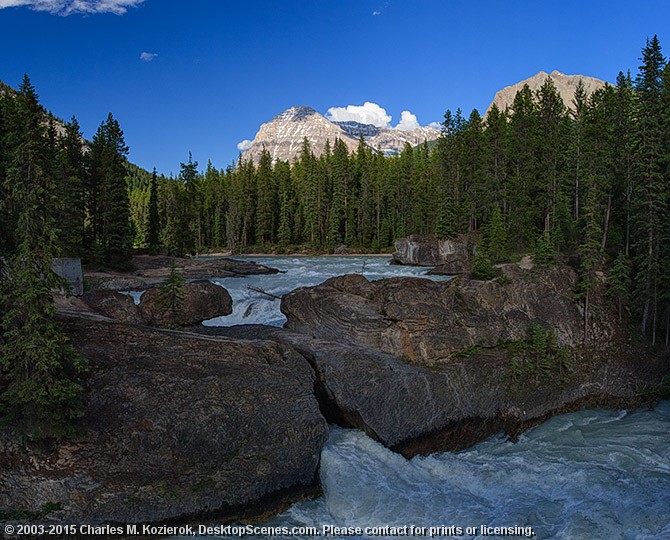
[[146, 167, 160, 254], [87, 113, 132, 266], [255, 149, 276, 245], [487, 204, 508, 263], [608, 251, 631, 321], [179, 152, 200, 254], [631, 35, 667, 342], [56, 116, 85, 257], [507, 85, 538, 247]]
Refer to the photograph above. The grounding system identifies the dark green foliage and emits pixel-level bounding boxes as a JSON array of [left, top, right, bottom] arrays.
[[158, 262, 185, 327], [631, 36, 667, 343], [146, 167, 160, 253], [608, 252, 632, 320], [509, 325, 572, 388], [471, 241, 496, 281], [87, 113, 132, 266], [486, 204, 508, 263]]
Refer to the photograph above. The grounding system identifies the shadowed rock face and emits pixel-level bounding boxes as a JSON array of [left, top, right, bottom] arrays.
[[0, 317, 328, 525], [282, 266, 615, 365], [270, 330, 663, 456]]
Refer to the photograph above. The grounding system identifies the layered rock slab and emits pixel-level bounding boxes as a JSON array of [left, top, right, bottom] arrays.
[[0, 317, 328, 524], [282, 267, 611, 365]]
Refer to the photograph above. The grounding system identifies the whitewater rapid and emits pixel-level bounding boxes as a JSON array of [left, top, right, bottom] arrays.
[[204, 255, 448, 327], [175, 404, 670, 540]]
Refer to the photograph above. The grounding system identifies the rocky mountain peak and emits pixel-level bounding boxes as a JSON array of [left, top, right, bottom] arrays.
[[274, 106, 320, 122]]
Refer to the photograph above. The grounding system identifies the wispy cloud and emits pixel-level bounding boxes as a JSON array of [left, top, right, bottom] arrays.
[[0, 0, 145, 15], [139, 51, 157, 62], [237, 139, 253, 152], [372, 10, 381, 16]]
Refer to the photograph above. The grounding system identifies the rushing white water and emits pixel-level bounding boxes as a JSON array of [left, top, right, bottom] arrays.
[[176, 403, 670, 540], [203, 255, 448, 327], [163, 256, 669, 539]]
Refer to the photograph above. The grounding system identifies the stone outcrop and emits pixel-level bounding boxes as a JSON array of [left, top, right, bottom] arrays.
[[81, 290, 145, 324], [139, 280, 233, 327], [391, 235, 470, 273], [0, 317, 328, 524], [270, 330, 664, 456], [277, 266, 669, 455], [282, 266, 613, 365], [81, 281, 233, 327]]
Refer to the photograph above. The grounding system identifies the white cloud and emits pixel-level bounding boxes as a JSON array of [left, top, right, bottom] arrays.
[[372, 10, 381, 15], [394, 110, 420, 131], [237, 139, 253, 152], [140, 51, 157, 62], [326, 101, 392, 128], [0, 0, 144, 15]]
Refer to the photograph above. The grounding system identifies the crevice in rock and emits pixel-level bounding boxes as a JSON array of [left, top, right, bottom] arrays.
[[276, 339, 382, 442]]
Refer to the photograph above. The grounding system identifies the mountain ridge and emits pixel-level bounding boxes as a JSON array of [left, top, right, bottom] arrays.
[[240, 106, 440, 164]]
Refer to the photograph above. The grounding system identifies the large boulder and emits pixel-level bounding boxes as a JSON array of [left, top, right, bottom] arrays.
[[282, 266, 620, 366], [0, 317, 328, 524], [392, 235, 470, 272], [139, 280, 233, 327]]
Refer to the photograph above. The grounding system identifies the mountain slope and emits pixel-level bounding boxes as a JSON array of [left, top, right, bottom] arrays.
[[486, 70, 607, 115]]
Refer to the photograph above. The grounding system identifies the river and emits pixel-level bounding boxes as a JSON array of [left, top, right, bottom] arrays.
[[179, 256, 670, 540]]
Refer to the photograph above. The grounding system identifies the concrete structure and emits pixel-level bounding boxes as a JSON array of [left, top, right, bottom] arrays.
[[52, 258, 84, 296]]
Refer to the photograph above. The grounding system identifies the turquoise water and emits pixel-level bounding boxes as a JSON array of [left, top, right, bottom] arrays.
[[176, 403, 670, 540]]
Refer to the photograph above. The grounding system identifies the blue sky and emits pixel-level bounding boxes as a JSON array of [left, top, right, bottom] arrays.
[[1, 0, 669, 175]]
